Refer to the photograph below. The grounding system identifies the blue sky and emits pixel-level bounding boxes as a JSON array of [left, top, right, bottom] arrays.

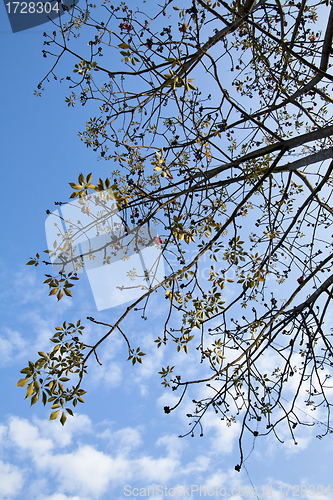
[[1, 3, 333, 500]]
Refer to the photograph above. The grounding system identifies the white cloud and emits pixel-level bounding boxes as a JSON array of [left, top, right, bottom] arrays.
[[156, 433, 184, 459], [0, 415, 186, 498], [156, 392, 182, 411], [181, 454, 210, 475], [90, 360, 123, 388], [203, 410, 241, 454], [48, 445, 115, 497], [0, 261, 331, 499], [120, 330, 166, 384], [115, 427, 143, 452], [36, 494, 89, 500], [0, 460, 25, 498], [201, 467, 229, 488], [0, 327, 27, 366], [98, 426, 143, 454], [0, 403, 332, 500], [33, 414, 93, 448], [9, 416, 54, 457], [0, 423, 8, 446], [133, 453, 181, 483], [12, 269, 44, 302]]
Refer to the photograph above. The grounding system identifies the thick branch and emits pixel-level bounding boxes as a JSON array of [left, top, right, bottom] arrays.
[[277, 148, 333, 172], [202, 124, 333, 180], [287, 273, 333, 316]]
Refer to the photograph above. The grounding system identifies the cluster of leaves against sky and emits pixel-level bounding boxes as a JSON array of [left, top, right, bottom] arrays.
[[20, 0, 333, 469]]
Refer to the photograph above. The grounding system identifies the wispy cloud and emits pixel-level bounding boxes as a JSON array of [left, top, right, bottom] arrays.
[[0, 460, 25, 498]]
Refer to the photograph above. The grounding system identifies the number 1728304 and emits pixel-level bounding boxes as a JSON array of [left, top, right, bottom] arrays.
[[278, 485, 331, 497], [5, 2, 60, 14]]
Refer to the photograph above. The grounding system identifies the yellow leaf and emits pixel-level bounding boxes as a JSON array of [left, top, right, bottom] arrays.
[[49, 410, 60, 421], [26, 382, 34, 399], [31, 393, 39, 406], [16, 378, 30, 387], [60, 411, 67, 426]]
